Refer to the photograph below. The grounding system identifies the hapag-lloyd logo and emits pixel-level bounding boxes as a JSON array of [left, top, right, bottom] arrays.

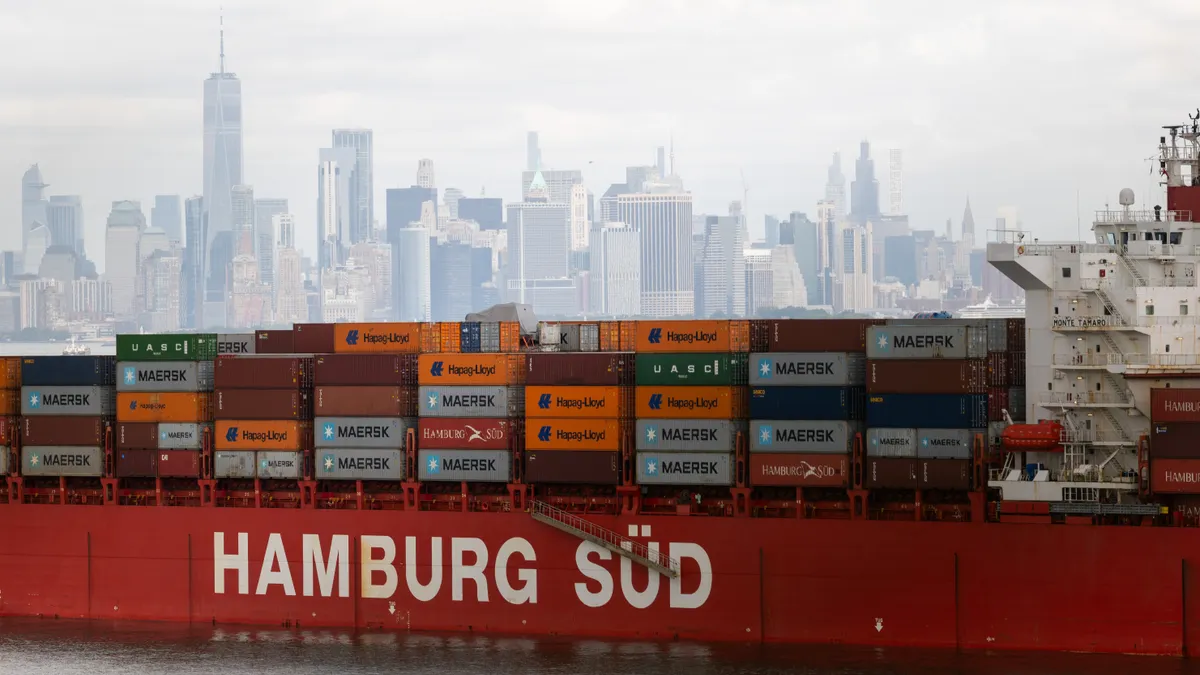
[[447, 364, 497, 377], [345, 329, 411, 346], [212, 527, 712, 610], [651, 328, 719, 345], [663, 395, 720, 411]]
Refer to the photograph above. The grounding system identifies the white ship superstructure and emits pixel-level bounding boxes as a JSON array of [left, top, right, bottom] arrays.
[[987, 113, 1200, 506]]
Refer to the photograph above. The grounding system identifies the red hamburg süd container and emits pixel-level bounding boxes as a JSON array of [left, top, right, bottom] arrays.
[[988, 387, 1010, 422], [524, 450, 620, 484], [116, 422, 158, 450], [765, 318, 884, 353], [0, 416, 12, 446], [22, 416, 105, 446], [114, 449, 158, 478], [865, 458, 918, 489], [215, 389, 311, 420], [256, 329, 295, 354], [214, 356, 313, 390], [315, 386, 419, 417], [750, 453, 848, 487], [158, 450, 201, 478], [1010, 352, 1026, 386], [1152, 458, 1200, 494], [1151, 388, 1200, 423], [419, 418, 511, 450], [314, 354, 419, 387], [1151, 423, 1200, 459], [294, 323, 336, 354], [918, 459, 971, 491], [524, 353, 635, 387], [866, 359, 987, 395]]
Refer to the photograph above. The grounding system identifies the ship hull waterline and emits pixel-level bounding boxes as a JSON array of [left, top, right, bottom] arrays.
[[0, 506, 1193, 657]]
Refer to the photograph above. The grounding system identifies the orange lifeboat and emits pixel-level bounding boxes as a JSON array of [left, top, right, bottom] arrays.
[[1001, 421, 1064, 452]]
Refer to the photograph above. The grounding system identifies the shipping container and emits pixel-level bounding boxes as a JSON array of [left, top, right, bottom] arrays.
[[865, 325, 987, 360], [748, 420, 859, 454], [116, 333, 218, 361], [864, 458, 918, 489], [528, 386, 631, 419], [524, 450, 620, 485], [988, 352, 1010, 388], [457, 321, 514, 353], [214, 451, 256, 479], [635, 386, 745, 420], [22, 416, 105, 446], [748, 386, 864, 421], [524, 418, 622, 451], [22, 386, 115, 416], [416, 449, 511, 482], [986, 319, 1009, 354], [866, 394, 989, 429], [749, 453, 849, 487], [559, 323, 601, 352], [417, 353, 522, 386], [1010, 352, 1027, 387], [217, 333, 256, 355], [748, 352, 865, 387], [987, 421, 1007, 450], [314, 354, 419, 387], [634, 320, 748, 353], [0, 357, 20, 389], [255, 330, 295, 354], [636, 419, 742, 452], [317, 386, 421, 418], [158, 450, 201, 477], [314, 416, 414, 449], [418, 418, 512, 450], [293, 323, 336, 354], [116, 361, 215, 393], [114, 449, 158, 478], [866, 359, 988, 395], [866, 428, 917, 458], [919, 459, 972, 490], [317, 448, 404, 481], [1008, 387, 1027, 422], [21, 356, 116, 387], [333, 322, 422, 354], [115, 422, 156, 449], [763, 318, 884, 353], [1151, 423, 1200, 459], [525, 353, 634, 387], [215, 389, 311, 420], [0, 390, 19, 416], [634, 353, 749, 387], [635, 452, 734, 486], [214, 420, 309, 451], [916, 428, 974, 459], [1007, 318, 1026, 353], [21, 446, 104, 477], [214, 356, 313, 390], [258, 451, 303, 479], [117, 392, 211, 423], [1152, 458, 1200, 494], [0, 417, 13, 446], [0, 446, 8, 475], [117, 422, 209, 450], [1151, 388, 1200, 423], [988, 387, 1009, 422]]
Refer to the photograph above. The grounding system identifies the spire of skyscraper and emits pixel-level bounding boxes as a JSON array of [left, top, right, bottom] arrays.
[[961, 197, 976, 239]]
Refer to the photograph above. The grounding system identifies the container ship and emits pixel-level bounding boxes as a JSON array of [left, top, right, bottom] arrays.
[[7, 114, 1200, 658]]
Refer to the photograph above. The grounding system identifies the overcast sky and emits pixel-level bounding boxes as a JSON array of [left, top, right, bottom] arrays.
[[3, 0, 1200, 271]]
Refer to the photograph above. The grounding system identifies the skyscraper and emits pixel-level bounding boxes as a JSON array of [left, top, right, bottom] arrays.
[[888, 149, 904, 216], [416, 159, 436, 190], [332, 128, 374, 244], [521, 169, 582, 203], [616, 192, 694, 317], [151, 195, 183, 243], [824, 154, 846, 223], [183, 196, 204, 329], [850, 141, 880, 224], [318, 147, 358, 270], [394, 228, 431, 321], [698, 212, 746, 318], [104, 201, 146, 318], [202, 15, 244, 320], [506, 171, 575, 315], [527, 131, 541, 171], [589, 223, 641, 316], [230, 185, 255, 256], [254, 198, 287, 285], [47, 195, 84, 257], [21, 165, 49, 274]]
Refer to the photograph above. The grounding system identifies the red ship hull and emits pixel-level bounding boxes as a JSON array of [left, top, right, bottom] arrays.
[[0, 505, 1194, 656]]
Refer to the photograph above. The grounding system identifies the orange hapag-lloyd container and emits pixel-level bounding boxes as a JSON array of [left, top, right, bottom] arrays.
[[524, 417, 623, 451], [116, 392, 212, 423], [524, 386, 631, 419], [634, 386, 745, 419], [332, 323, 422, 354], [214, 420, 309, 451], [633, 320, 749, 353], [417, 353, 522, 386]]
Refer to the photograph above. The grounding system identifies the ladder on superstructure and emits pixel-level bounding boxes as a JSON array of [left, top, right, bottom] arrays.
[[529, 500, 680, 578]]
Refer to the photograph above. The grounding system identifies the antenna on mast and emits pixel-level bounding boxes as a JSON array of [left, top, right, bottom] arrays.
[[219, 7, 226, 74]]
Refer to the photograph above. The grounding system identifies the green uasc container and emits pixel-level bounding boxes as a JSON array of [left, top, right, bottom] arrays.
[[116, 333, 219, 361], [635, 353, 749, 386]]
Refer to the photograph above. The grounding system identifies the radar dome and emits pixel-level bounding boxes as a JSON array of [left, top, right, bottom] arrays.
[[1119, 188, 1135, 206]]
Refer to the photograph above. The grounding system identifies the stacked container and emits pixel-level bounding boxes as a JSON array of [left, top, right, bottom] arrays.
[[20, 355, 117, 480], [114, 355, 214, 479], [632, 321, 747, 489], [524, 352, 634, 485], [1149, 388, 1200, 494], [986, 318, 1027, 424], [418, 353, 520, 483], [213, 355, 313, 480], [313, 354, 417, 483], [864, 323, 988, 491], [0, 357, 19, 476]]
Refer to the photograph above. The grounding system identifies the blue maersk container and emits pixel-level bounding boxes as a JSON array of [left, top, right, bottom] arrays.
[[749, 386, 865, 421], [866, 393, 988, 429], [21, 355, 117, 387]]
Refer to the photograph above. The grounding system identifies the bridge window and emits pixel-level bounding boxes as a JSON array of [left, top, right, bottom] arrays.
[[1146, 304, 1155, 316], [1183, 304, 1189, 316], [1062, 267, 1072, 278]]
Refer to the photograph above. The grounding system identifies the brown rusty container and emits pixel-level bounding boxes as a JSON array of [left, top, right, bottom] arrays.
[[524, 353, 635, 387], [524, 450, 620, 485], [22, 415, 106, 446], [0, 416, 13, 446], [256, 330, 295, 354], [763, 319, 885, 353], [1151, 422, 1200, 459], [0, 357, 20, 389], [158, 450, 201, 478], [917, 459, 971, 491], [1151, 388, 1200, 423], [214, 356, 313, 389], [115, 422, 158, 450], [114, 449, 158, 478], [314, 354, 419, 387], [987, 352, 1009, 388], [294, 323, 336, 354], [866, 359, 988, 395], [864, 458, 918, 489], [314, 386, 419, 417], [215, 389, 312, 420]]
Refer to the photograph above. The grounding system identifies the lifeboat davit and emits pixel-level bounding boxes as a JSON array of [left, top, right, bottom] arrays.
[[1001, 421, 1064, 452]]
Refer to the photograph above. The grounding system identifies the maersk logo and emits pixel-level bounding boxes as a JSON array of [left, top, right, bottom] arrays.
[[322, 454, 335, 471], [27, 391, 40, 408], [429, 361, 444, 377], [225, 427, 239, 443], [426, 391, 439, 409], [644, 425, 658, 444], [345, 330, 359, 346], [876, 333, 890, 350], [537, 426, 551, 442], [537, 393, 551, 409], [124, 367, 136, 385], [648, 328, 663, 344], [323, 423, 335, 440], [426, 454, 440, 474], [758, 424, 773, 446], [758, 358, 772, 378], [643, 455, 659, 475], [27, 452, 39, 466], [648, 393, 663, 410]]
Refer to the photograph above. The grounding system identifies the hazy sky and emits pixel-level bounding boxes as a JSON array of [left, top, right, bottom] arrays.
[[3, 0, 1200, 270]]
